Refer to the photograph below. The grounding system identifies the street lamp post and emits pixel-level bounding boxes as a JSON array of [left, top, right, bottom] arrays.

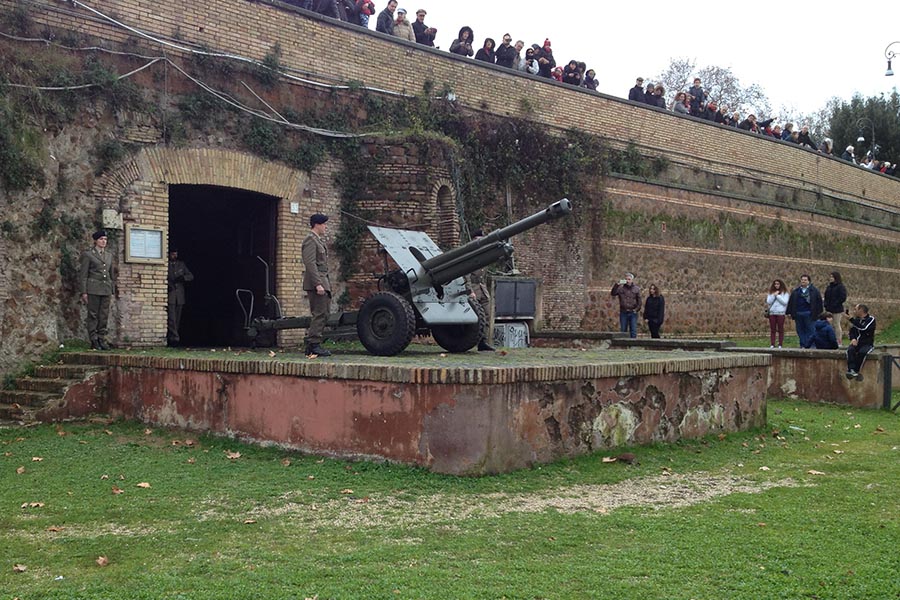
[[886, 41, 900, 76], [855, 117, 876, 160]]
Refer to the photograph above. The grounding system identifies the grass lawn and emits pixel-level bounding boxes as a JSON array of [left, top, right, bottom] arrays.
[[2, 400, 899, 599]]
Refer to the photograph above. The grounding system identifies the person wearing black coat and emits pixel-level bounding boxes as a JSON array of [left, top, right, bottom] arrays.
[[643, 83, 656, 105], [824, 271, 848, 345], [375, 0, 396, 34], [494, 35, 517, 68], [562, 60, 582, 86], [474, 38, 496, 64], [643, 284, 665, 338], [786, 274, 824, 349], [628, 77, 645, 102]]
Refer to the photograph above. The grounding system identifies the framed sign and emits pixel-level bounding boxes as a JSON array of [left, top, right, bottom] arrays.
[[125, 224, 166, 264]]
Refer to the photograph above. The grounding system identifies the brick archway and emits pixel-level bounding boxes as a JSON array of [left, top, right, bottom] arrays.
[[93, 148, 320, 346]]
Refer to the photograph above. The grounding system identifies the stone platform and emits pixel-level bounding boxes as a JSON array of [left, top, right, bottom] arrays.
[[12, 347, 770, 475]]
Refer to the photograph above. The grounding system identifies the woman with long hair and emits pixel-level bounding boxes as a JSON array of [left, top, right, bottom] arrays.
[[643, 284, 665, 338], [824, 271, 848, 345], [766, 279, 790, 348]]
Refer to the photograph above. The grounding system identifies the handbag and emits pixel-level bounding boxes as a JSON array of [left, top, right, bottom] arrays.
[[764, 307, 770, 318]]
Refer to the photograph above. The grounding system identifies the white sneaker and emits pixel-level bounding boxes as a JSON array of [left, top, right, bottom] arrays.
[[769, 345, 775, 349]]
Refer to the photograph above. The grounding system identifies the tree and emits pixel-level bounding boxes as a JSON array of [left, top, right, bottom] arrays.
[[653, 58, 772, 117], [827, 90, 900, 163]]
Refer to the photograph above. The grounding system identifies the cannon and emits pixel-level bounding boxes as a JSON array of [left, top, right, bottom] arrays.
[[237, 199, 573, 355]]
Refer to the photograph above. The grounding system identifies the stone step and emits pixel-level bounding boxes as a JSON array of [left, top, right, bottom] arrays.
[[60, 352, 111, 366], [14, 378, 78, 394], [0, 402, 28, 421], [0, 390, 58, 407], [32, 364, 97, 379]]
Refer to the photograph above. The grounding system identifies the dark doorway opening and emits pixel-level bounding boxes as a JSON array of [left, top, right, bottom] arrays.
[[168, 185, 278, 347]]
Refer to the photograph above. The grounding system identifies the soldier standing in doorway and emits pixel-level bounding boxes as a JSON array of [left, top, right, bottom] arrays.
[[166, 247, 194, 346], [302, 213, 332, 357], [78, 229, 117, 350], [468, 228, 496, 352]]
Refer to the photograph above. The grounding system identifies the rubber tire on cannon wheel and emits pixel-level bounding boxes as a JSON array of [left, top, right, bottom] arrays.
[[430, 299, 487, 353], [356, 291, 417, 356]]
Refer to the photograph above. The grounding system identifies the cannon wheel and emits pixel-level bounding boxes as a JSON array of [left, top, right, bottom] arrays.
[[430, 299, 487, 353], [357, 291, 417, 356]]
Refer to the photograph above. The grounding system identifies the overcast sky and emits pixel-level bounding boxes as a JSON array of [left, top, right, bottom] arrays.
[[377, 1, 899, 118]]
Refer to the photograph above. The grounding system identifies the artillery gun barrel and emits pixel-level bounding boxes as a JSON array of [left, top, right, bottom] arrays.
[[419, 199, 572, 274], [423, 241, 513, 288]]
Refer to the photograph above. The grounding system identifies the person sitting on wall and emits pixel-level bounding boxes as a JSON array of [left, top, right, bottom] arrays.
[[846, 304, 876, 381], [811, 312, 838, 349]]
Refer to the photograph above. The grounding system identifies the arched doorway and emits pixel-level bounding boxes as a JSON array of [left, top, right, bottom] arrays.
[[169, 185, 279, 346]]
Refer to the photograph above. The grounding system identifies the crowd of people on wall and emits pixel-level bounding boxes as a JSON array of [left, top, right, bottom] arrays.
[[627, 76, 897, 175], [296, 1, 898, 177]]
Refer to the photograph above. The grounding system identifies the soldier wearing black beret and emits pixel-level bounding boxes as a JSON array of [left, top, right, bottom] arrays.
[[301, 214, 332, 356]]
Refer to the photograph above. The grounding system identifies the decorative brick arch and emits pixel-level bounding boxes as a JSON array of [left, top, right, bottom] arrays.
[[430, 178, 459, 248], [92, 148, 319, 347]]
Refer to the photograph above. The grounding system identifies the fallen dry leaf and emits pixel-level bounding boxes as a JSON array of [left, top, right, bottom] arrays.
[[16, 466, 25, 475], [717, 433, 727, 441], [281, 458, 291, 467], [807, 470, 826, 475], [100, 474, 109, 480], [13, 564, 27, 573], [833, 450, 844, 455], [340, 489, 354, 495], [144, 428, 153, 436], [307, 475, 315, 480], [104, 430, 113, 435], [306, 353, 318, 359], [184, 439, 196, 447], [96, 556, 109, 567], [759, 466, 771, 471], [136, 482, 151, 488], [46, 526, 64, 532], [111, 486, 124, 495], [601, 456, 617, 463], [224, 450, 242, 460], [21, 502, 45, 509], [31, 457, 43, 462], [497, 350, 508, 356], [118, 474, 125, 480], [757, 522, 767, 527], [187, 457, 196, 464], [439, 353, 447, 358], [243, 519, 257, 524], [268, 351, 276, 358]]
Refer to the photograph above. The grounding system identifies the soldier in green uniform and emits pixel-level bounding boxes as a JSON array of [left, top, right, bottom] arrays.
[[166, 247, 194, 346], [78, 230, 117, 350], [301, 214, 332, 357], [467, 229, 496, 352]]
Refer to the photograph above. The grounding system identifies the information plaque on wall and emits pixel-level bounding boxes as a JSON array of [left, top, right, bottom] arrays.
[[125, 224, 166, 264]]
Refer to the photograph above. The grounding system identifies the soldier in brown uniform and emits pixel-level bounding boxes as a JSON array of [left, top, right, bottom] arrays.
[[467, 229, 496, 351], [301, 214, 332, 357], [78, 230, 117, 350], [166, 247, 194, 346]]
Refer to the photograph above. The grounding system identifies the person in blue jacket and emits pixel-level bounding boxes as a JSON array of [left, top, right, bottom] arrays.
[[786, 274, 824, 348], [811, 312, 838, 349]]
